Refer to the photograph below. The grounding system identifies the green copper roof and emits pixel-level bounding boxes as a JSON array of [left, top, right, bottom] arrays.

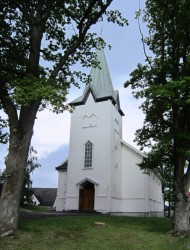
[[70, 49, 124, 116], [89, 48, 114, 98]]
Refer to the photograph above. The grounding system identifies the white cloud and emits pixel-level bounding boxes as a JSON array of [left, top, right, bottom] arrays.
[[31, 110, 71, 159], [119, 86, 144, 148]]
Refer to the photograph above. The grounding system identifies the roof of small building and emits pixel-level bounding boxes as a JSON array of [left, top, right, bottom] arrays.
[[55, 159, 68, 171], [32, 188, 57, 206]]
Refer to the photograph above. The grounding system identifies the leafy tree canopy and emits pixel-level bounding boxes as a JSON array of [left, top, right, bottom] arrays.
[[0, 0, 128, 113], [125, 0, 190, 235]]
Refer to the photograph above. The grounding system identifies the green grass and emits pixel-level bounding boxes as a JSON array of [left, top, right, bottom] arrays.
[[0, 215, 190, 250]]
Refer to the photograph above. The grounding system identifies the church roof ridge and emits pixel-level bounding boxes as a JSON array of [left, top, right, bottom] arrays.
[[120, 139, 145, 158]]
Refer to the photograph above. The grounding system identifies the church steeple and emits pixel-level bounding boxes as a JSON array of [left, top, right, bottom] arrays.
[[70, 48, 124, 116], [88, 48, 114, 98]]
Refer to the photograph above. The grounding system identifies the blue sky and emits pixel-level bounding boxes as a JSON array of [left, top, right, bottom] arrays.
[[0, 0, 147, 188]]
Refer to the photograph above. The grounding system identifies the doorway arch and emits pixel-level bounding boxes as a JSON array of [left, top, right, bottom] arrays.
[[79, 181, 95, 211]]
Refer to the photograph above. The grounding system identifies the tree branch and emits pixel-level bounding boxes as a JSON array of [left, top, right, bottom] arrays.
[[0, 82, 18, 128], [137, 0, 152, 67], [78, 0, 100, 33], [50, 0, 113, 80], [40, 0, 55, 25], [61, 5, 80, 25], [16, 1, 32, 23]]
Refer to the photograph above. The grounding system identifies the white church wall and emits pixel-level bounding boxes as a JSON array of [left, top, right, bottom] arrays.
[[119, 142, 164, 215], [120, 142, 147, 213], [94, 192, 109, 212], [109, 104, 123, 212], [147, 171, 164, 215], [56, 171, 67, 211]]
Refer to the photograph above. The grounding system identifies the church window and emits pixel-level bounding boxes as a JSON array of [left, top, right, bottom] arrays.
[[84, 140, 93, 168]]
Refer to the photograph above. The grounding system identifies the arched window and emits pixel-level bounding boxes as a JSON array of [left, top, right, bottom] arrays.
[[84, 140, 93, 168]]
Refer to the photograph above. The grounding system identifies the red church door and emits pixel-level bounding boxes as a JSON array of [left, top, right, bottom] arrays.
[[79, 182, 94, 211]]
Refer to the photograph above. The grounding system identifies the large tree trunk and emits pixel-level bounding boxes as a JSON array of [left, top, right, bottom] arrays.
[[0, 104, 39, 233], [0, 138, 30, 232], [173, 148, 190, 236], [173, 191, 190, 235]]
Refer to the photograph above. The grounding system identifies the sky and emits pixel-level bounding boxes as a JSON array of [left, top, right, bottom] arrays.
[[0, 0, 147, 188]]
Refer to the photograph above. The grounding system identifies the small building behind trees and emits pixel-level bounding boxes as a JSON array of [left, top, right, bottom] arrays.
[[32, 188, 57, 207]]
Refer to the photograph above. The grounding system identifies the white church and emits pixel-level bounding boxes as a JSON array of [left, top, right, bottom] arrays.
[[55, 49, 164, 216]]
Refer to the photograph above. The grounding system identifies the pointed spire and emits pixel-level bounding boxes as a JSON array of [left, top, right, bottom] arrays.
[[70, 48, 124, 116], [89, 48, 114, 99]]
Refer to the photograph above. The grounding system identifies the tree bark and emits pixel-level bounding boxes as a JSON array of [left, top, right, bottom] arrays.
[[173, 146, 190, 235], [0, 142, 29, 232], [172, 104, 190, 235], [173, 191, 190, 236], [0, 103, 39, 233]]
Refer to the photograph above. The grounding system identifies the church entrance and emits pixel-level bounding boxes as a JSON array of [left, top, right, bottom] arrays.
[[79, 181, 94, 211]]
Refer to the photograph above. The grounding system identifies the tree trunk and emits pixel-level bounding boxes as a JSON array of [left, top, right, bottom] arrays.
[[0, 104, 39, 233], [0, 132, 32, 232], [173, 191, 190, 236], [172, 111, 190, 236]]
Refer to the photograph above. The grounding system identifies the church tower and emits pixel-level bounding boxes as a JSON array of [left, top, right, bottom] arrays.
[[64, 49, 124, 212]]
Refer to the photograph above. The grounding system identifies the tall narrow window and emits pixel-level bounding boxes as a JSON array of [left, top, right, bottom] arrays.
[[84, 140, 93, 168]]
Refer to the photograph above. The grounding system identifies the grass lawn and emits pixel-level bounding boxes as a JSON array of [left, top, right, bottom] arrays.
[[0, 214, 190, 250]]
